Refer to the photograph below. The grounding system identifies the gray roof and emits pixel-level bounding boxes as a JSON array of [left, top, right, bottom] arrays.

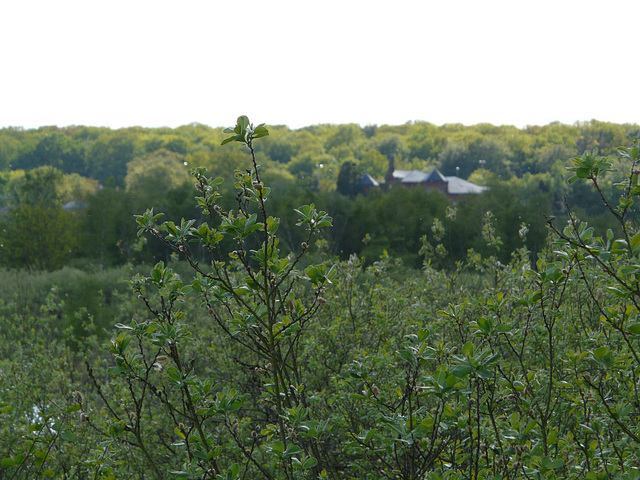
[[63, 200, 88, 210], [401, 170, 429, 183], [425, 169, 448, 183], [395, 168, 449, 185], [373, 168, 487, 195], [392, 169, 413, 180], [444, 176, 488, 194], [359, 173, 379, 187]]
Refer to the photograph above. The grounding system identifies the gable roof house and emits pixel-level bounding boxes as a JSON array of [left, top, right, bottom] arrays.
[[359, 173, 379, 191], [361, 155, 487, 202]]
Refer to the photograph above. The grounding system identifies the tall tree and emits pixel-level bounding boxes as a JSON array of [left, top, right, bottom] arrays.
[[15, 132, 85, 174], [124, 148, 191, 216], [0, 204, 76, 270], [86, 132, 138, 184], [336, 160, 362, 197], [0, 166, 77, 269]]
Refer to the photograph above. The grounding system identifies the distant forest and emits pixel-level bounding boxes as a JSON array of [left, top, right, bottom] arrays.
[[1, 119, 638, 270]]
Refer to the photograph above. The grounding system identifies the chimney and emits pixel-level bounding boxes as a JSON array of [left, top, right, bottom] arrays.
[[385, 154, 395, 188]]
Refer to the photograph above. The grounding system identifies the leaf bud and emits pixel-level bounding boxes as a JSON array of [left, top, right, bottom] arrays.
[[80, 412, 89, 423], [317, 296, 327, 305], [301, 242, 308, 250]]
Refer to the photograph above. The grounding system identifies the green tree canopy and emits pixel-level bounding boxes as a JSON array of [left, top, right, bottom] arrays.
[[125, 148, 191, 213]]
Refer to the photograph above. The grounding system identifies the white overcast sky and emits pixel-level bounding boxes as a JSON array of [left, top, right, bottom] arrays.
[[1, 0, 638, 130]]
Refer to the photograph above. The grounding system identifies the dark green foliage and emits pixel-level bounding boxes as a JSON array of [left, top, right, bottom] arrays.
[[336, 161, 361, 197], [78, 185, 139, 265], [0, 265, 133, 339], [0, 204, 76, 270], [14, 132, 85, 175], [85, 131, 138, 185], [374, 134, 407, 158], [264, 137, 296, 164], [13, 165, 63, 206], [1, 118, 639, 271]]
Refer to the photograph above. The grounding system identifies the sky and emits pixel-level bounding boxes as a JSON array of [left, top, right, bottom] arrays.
[[1, 0, 638, 131]]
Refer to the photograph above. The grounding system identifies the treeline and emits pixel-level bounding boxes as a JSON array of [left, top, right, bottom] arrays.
[[0, 119, 638, 269]]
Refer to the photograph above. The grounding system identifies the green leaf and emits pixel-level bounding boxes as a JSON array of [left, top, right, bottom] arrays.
[[620, 265, 640, 276], [593, 346, 609, 360], [114, 323, 134, 330], [284, 445, 304, 458], [417, 329, 430, 342], [364, 428, 377, 443], [66, 404, 82, 413], [61, 431, 78, 442], [494, 324, 511, 333], [254, 125, 269, 139], [266, 216, 280, 235], [475, 367, 493, 379], [237, 115, 250, 130], [576, 167, 590, 178], [398, 348, 416, 364], [476, 316, 491, 334], [303, 456, 318, 468], [1, 458, 15, 467], [627, 324, 640, 335], [270, 440, 285, 456], [542, 456, 564, 469], [452, 364, 472, 378]]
